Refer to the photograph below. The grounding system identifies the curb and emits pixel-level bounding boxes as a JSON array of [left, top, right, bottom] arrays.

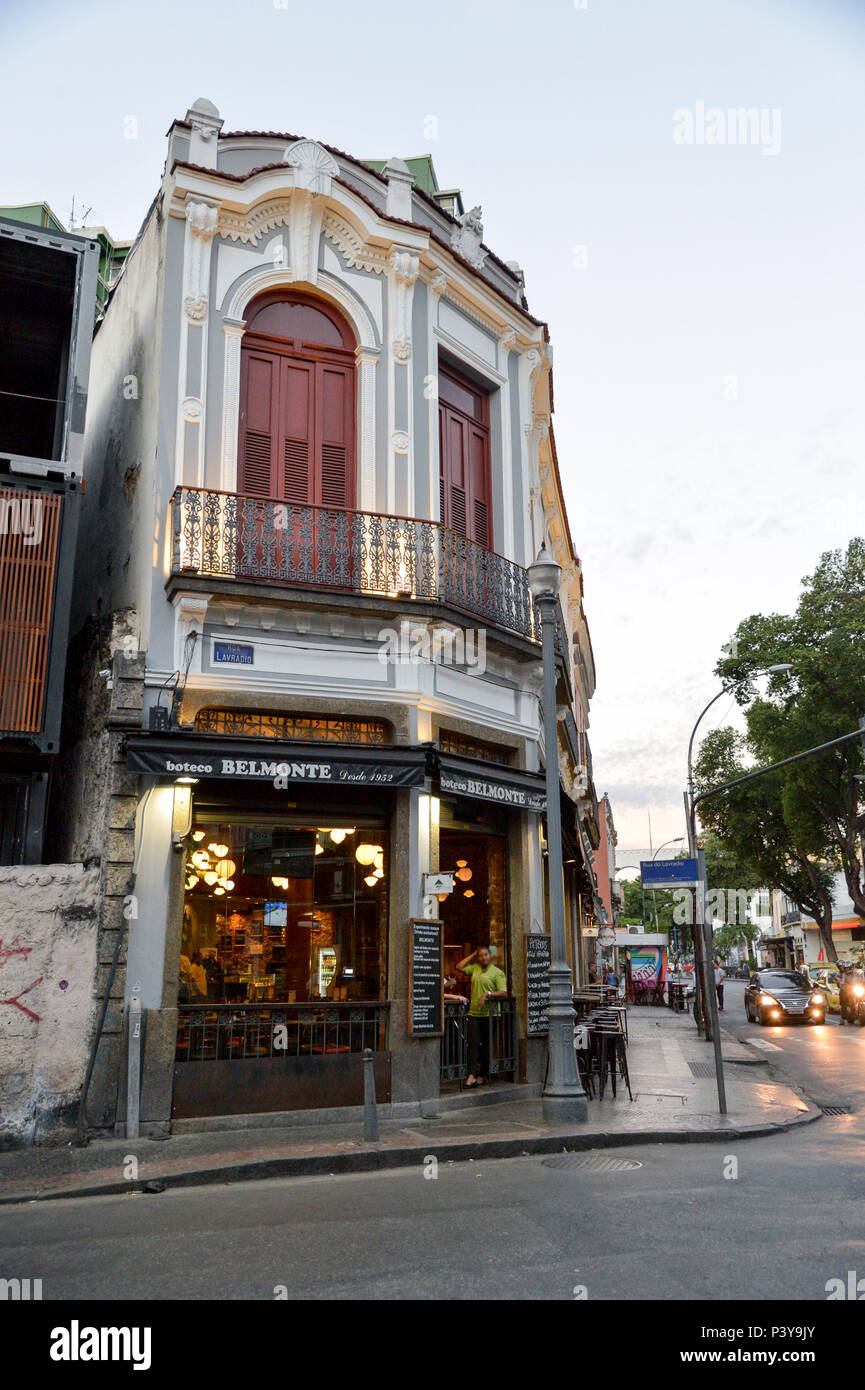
[[0, 1100, 820, 1207]]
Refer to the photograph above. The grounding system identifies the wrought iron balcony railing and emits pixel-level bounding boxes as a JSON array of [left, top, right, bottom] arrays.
[[171, 487, 538, 641]]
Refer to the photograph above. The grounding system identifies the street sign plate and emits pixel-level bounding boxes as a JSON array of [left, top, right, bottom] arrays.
[[640, 858, 699, 889]]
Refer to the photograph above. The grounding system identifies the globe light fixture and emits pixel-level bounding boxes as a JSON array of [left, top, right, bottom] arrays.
[[355, 843, 381, 866], [526, 542, 562, 601]]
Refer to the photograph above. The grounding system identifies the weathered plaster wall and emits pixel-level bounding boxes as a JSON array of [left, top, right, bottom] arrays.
[[0, 864, 100, 1146]]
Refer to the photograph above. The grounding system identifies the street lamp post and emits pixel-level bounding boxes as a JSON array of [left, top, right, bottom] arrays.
[[528, 544, 587, 1125], [685, 666, 793, 1049], [685, 664, 793, 1114]]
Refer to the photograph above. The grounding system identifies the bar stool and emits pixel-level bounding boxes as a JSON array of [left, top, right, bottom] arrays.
[[591, 1026, 634, 1102]]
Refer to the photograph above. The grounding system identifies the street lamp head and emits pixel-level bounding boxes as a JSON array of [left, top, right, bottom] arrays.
[[527, 543, 562, 601], [765, 663, 793, 675]]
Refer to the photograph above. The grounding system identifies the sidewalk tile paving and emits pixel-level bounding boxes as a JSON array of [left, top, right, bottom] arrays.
[[0, 1006, 818, 1205]]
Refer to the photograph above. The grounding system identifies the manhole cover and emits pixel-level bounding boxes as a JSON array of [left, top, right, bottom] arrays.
[[541, 1153, 642, 1173], [688, 1061, 716, 1078], [821, 1105, 853, 1116]]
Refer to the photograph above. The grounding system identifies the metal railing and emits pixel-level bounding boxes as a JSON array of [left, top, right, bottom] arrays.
[[441, 1001, 468, 1081], [175, 1001, 389, 1062], [487, 998, 518, 1075], [171, 487, 537, 641], [439, 998, 518, 1082]]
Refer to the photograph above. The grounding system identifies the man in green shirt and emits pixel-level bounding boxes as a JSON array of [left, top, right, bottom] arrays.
[[456, 946, 508, 1087]]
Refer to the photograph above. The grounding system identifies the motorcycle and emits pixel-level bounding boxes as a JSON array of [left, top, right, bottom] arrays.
[[839, 979, 865, 1026]]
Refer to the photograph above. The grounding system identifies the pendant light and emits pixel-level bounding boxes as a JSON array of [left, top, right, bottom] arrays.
[[355, 843, 381, 866]]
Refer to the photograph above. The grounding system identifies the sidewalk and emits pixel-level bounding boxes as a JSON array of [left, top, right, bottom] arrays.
[[0, 1006, 818, 1205]]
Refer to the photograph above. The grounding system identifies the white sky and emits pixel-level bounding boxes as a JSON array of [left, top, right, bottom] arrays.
[[3, 0, 863, 850]]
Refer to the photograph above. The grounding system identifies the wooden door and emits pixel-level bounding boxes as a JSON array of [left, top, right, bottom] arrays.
[[237, 295, 357, 585]]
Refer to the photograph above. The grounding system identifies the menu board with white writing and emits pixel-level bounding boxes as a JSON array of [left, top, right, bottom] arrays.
[[409, 918, 443, 1035], [525, 934, 551, 1035]]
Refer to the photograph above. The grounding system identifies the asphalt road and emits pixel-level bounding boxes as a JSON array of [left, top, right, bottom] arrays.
[[3, 981, 865, 1301], [722, 976, 865, 1112]]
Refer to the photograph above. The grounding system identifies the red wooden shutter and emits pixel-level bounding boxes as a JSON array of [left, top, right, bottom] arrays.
[[239, 294, 357, 510], [281, 359, 314, 503], [468, 425, 490, 547], [317, 363, 353, 509], [239, 351, 279, 497], [438, 367, 492, 545]]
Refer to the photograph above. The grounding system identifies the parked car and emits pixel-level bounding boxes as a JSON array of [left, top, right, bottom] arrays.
[[801, 963, 840, 1013], [744, 969, 826, 1026]]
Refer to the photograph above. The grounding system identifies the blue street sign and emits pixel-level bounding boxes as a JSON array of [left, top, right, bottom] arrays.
[[640, 858, 699, 888], [213, 640, 254, 666]]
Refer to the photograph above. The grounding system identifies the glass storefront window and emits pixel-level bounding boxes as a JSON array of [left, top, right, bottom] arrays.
[[180, 825, 388, 1004], [439, 831, 508, 997]]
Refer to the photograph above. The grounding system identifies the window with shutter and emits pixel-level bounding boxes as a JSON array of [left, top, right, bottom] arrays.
[[238, 292, 356, 510], [239, 352, 279, 497], [438, 364, 492, 547]]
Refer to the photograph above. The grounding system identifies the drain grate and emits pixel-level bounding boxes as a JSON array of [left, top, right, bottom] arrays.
[[688, 1061, 716, 1078], [821, 1104, 853, 1116], [541, 1153, 642, 1173]]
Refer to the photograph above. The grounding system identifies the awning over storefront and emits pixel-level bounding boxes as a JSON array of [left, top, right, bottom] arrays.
[[125, 734, 428, 788], [435, 753, 546, 811]]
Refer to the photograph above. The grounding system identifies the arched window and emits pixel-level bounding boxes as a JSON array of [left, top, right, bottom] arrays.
[[238, 291, 357, 509]]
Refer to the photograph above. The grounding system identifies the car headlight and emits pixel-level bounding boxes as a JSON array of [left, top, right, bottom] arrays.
[[760, 994, 778, 1007], [811, 994, 824, 1006]]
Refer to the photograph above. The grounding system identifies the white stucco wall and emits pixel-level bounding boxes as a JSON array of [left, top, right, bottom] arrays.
[[0, 864, 100, 1145]]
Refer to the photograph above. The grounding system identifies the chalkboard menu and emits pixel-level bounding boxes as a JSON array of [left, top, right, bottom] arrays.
[[409, 918, 443, 1035], [525, 933, 551, 1035]]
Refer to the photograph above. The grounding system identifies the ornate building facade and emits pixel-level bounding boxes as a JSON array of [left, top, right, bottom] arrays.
[[67, 99, 604, 1132]]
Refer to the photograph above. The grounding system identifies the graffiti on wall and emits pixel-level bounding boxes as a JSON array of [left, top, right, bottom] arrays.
[[0, 938, 42, 1023]]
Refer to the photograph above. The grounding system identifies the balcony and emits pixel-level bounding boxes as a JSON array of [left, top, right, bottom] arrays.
[[171, 486, 539, 642]]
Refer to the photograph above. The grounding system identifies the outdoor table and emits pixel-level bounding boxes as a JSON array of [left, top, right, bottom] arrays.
[[668, 981, 688, 1013]]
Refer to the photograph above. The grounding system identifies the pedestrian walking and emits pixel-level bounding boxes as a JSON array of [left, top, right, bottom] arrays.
[[714, 959, 725, 1011]]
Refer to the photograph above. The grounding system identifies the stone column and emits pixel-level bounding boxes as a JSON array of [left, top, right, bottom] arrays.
[[387, 786, 440, 1106]]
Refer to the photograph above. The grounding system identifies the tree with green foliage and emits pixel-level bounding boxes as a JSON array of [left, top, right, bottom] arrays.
[[709, 539, 865, 931], [695, 726, 838, 961]]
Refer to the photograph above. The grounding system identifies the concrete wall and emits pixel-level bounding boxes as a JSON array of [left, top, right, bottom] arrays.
[[0, 863, 100, 1145]]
